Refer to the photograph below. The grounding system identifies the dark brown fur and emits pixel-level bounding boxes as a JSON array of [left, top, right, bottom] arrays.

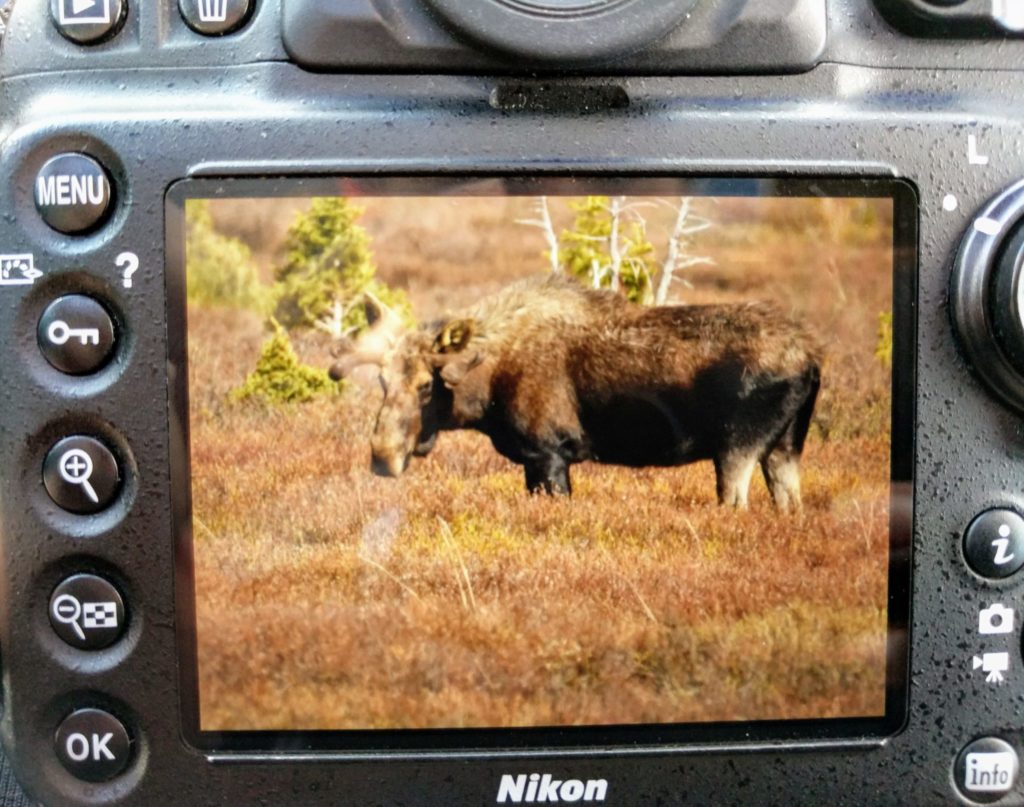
[[340, 275, 822, 508]]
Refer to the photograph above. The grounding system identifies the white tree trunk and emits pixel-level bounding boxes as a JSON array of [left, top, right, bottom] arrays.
[[655, 197, 713, 305], [314, 298, 346, 337], [656, 198, 691, 305], [516, 196, 562, 274], [608, 196, 624, 293]]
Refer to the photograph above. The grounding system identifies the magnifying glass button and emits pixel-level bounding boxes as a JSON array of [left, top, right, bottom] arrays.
[[43, 436, 122, 515], [49, 574, 126, 650]]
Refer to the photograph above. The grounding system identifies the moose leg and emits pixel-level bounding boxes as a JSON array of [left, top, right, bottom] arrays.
[[714, 450, 759, 508], [761, 447, 802, 512], [759, 372, 816, 511], [523, 454, 572, 496]]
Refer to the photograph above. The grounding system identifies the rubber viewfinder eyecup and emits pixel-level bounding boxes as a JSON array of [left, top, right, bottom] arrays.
[[421, 0, 699, 65]]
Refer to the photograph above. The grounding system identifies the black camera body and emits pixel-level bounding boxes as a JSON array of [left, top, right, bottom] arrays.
[[2, 1, 1024, 805]]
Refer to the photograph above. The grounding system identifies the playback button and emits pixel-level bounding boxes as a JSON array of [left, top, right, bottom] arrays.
[[49, 574, 126, 650], [43, 436, 121, 515], [38, 295, 116, 375], [51, 0, 127, 45]]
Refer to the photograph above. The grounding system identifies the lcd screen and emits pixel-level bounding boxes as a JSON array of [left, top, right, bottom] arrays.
[[168, 177, 914, 749]]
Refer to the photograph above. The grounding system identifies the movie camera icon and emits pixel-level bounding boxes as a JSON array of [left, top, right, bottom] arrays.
[[973, 652, 1010, 684]]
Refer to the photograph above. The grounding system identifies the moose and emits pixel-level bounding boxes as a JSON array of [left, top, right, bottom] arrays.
[[330, 275, 822, 510]]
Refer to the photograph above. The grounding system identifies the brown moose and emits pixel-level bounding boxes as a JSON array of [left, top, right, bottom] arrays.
[[330, 275, 822, 509]]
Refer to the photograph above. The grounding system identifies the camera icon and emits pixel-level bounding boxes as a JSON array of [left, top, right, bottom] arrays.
[[979, 603, 1015, 635]]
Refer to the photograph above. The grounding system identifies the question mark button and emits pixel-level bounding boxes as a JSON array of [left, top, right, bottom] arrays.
[[37, 295, 116, 375]]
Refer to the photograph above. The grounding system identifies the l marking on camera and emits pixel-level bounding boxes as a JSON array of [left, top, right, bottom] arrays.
[[968, 134, 990, 166]]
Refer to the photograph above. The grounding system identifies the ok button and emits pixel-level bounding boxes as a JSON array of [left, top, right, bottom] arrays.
[[55, 708, 132, 782]]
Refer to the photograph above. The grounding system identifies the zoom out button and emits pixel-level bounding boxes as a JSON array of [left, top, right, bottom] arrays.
[[49, 574, 126, 650]]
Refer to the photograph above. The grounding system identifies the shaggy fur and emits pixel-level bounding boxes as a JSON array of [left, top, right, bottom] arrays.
[[339, 275, 822, 508]]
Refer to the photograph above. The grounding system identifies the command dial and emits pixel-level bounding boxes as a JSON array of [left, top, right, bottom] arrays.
[[990, 221, 1024, 376], [952, 178, 1024, 412]]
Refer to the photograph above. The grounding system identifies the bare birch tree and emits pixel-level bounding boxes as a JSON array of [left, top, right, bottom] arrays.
[[607, 195, 624, 292], [314, 298, 348, 338], [517, 196, 561, 274], [654, 197, 714, 305]]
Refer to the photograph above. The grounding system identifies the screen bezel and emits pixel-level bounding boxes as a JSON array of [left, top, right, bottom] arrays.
[[165, 175, 917, 754]]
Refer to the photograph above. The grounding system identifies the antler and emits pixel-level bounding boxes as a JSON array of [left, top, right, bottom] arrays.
[[328, 292, 407, 380]]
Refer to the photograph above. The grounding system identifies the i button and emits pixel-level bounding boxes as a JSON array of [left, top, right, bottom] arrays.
[[34, 153, 113, 235], [964, 509, 1024, 580]]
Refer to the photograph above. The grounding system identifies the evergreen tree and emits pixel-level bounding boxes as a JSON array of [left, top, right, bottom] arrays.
[[559, 196, 656, 303], [232, 320, 339, 405], [273, 198, 410, 331]]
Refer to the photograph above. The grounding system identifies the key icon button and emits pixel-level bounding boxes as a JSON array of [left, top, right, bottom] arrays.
[[37, 295, 116, 375]]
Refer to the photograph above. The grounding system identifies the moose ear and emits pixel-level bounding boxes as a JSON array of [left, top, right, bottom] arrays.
[[439, 352, 483, 388], [433, 319, 475, 354], [364, 295, 384, 327]]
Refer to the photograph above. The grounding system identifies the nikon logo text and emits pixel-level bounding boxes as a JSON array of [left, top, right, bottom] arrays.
[[497, 773, 608, 803]]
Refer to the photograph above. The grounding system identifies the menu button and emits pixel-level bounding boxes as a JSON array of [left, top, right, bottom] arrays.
[[34, 153, 112, 235]]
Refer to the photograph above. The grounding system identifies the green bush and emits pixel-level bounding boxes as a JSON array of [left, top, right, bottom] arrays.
[[232, 320, 339, 405], [272, 198, 412, 331], [560, 196, 657, 304], [186, 200, 268, 312]]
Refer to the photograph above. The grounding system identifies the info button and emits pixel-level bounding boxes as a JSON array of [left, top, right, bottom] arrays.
[[34, 153, 113, 235], [956, 737, 1019, 804]]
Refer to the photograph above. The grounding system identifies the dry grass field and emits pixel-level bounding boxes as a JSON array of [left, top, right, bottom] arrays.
[[190, 195, 894, 731]]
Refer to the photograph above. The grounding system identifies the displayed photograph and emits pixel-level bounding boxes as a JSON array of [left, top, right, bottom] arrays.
[[181, 181, 898, 733]]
